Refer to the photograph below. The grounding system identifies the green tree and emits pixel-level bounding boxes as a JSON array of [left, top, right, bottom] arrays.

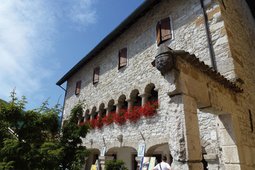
[[0, 91, 89, 170]]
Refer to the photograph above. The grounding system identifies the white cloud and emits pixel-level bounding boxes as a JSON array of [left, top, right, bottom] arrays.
[[0, 1, 55, 101], [0, 0, 97, 105], [68, 0, 97, 29]]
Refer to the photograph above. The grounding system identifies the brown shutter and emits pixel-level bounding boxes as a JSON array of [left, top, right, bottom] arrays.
[[161, 17, 172, 41], [156, 21, 161, 46], [93, 67, 100, 84], [119, 48, 127, 68], [75, 80, 81, 95]]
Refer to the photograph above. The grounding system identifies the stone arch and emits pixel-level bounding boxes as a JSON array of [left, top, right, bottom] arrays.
[[130, 89, 142, 107], [85, 109, 90, 121], [106, 146, 138, 170], [146, 143, 172, 165], [118, 94, 128, 110], [144, 83, 158, 102], [85, 148, 100, 170], [91, 106, 98, 119], [99, 103, 106, 118], [108, 99, 116, 113]]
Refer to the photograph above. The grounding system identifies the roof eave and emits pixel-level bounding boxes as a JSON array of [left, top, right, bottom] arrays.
[[56, 0, 160, 86]]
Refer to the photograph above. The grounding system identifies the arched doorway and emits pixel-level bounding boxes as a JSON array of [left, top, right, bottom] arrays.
[[146, 143, 172, 166], [85, 148, 100, 170], [106, 146, 138, 170]]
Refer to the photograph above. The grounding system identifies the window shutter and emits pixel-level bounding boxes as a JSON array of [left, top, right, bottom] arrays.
[[93, 67, 100, 84], [156, 22, 161, 46], [161, 17, 172, 41], [119, 48, 127, 68], [75, 80, 81, 95]]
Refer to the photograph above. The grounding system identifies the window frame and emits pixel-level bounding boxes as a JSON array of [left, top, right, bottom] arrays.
[[93, 67, 100, 84], [118, 47, 128, 69], [156, 16, 173, 46], [75, 80, 81, 95]]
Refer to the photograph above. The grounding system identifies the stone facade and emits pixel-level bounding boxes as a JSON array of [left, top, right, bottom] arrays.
[[59, 0, 255, 169]]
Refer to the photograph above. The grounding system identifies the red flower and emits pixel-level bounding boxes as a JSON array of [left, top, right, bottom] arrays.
[[142, 100, 159, 117], [102, 112, 115, 125], [95, 117, 104, 129], [89, 119, 97, 129], [125, 106, 142, 123], [114, 109, 127, 125]]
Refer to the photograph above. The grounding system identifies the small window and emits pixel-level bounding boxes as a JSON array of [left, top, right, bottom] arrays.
[[118, 48, 127, 69], [75, 80, 81, 95], [93, 67, 100, 84], [156, 17, 172, 46]]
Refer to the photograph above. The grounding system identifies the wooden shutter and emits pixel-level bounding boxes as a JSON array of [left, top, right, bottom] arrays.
[[161, 17, 172, 41], [75, 80, 81, 95], [93, 67, 100, 84], [156, 22, 161, 46], [119, 48, 127, 68]]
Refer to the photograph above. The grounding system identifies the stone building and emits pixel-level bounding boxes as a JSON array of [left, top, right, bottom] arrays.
[[56, 0, 255, 169]]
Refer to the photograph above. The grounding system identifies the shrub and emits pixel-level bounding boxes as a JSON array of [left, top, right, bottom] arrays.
[[105, 160, 128, 170]]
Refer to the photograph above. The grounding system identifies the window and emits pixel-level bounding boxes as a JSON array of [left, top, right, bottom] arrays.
[[156, 17, 172, 46], [118, 48, 127, 69], [75, 80, 81, 95], [93, 67, 100, 84]]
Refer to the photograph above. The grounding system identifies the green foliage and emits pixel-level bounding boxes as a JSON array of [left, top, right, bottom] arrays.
[[105, 160, 128, 170], [0, 91, 89, 170], [59, 102, 90, 170]]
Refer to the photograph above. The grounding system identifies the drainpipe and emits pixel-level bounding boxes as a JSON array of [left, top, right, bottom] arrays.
[[200, 0, 218, 71], [58, 84, 67, 129]]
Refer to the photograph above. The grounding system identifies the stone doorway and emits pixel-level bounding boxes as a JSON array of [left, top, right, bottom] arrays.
[[106, 146, 137, 170], [146, 143, 172, 166]]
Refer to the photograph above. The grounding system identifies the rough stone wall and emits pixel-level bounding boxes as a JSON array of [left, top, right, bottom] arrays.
[[61, 0, 243, 169], [64, 0, 233, 118], [198, 111, 222, 169], [217, 0, 255, 169]]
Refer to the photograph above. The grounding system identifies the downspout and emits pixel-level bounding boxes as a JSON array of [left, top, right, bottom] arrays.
[[200, 0, 218, 71], [58, 84, 67, 129]]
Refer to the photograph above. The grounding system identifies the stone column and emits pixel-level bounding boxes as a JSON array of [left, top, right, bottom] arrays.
[[116, 103, 121, 114], [105, 107, 109, 115], [127, 99, 133, 110], [99, 156, 114, 170], [170, 94, 203, 170], [140, 93, 150, 106]]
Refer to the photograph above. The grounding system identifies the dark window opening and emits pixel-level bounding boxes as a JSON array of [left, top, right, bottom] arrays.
[[91, 107, 98, 119], [85, 110, 90, 121], [148, 87, 158, 102], [118, 48, 127, 69], [130, 90, 142, 107], [111, 105, 116, 112], [75, 80, 81, 95], [93, 67, 100, 84], [101, 109, 107, 118]]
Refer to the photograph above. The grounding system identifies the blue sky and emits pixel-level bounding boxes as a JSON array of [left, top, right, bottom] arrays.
[[0, 0, 143, 109]]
